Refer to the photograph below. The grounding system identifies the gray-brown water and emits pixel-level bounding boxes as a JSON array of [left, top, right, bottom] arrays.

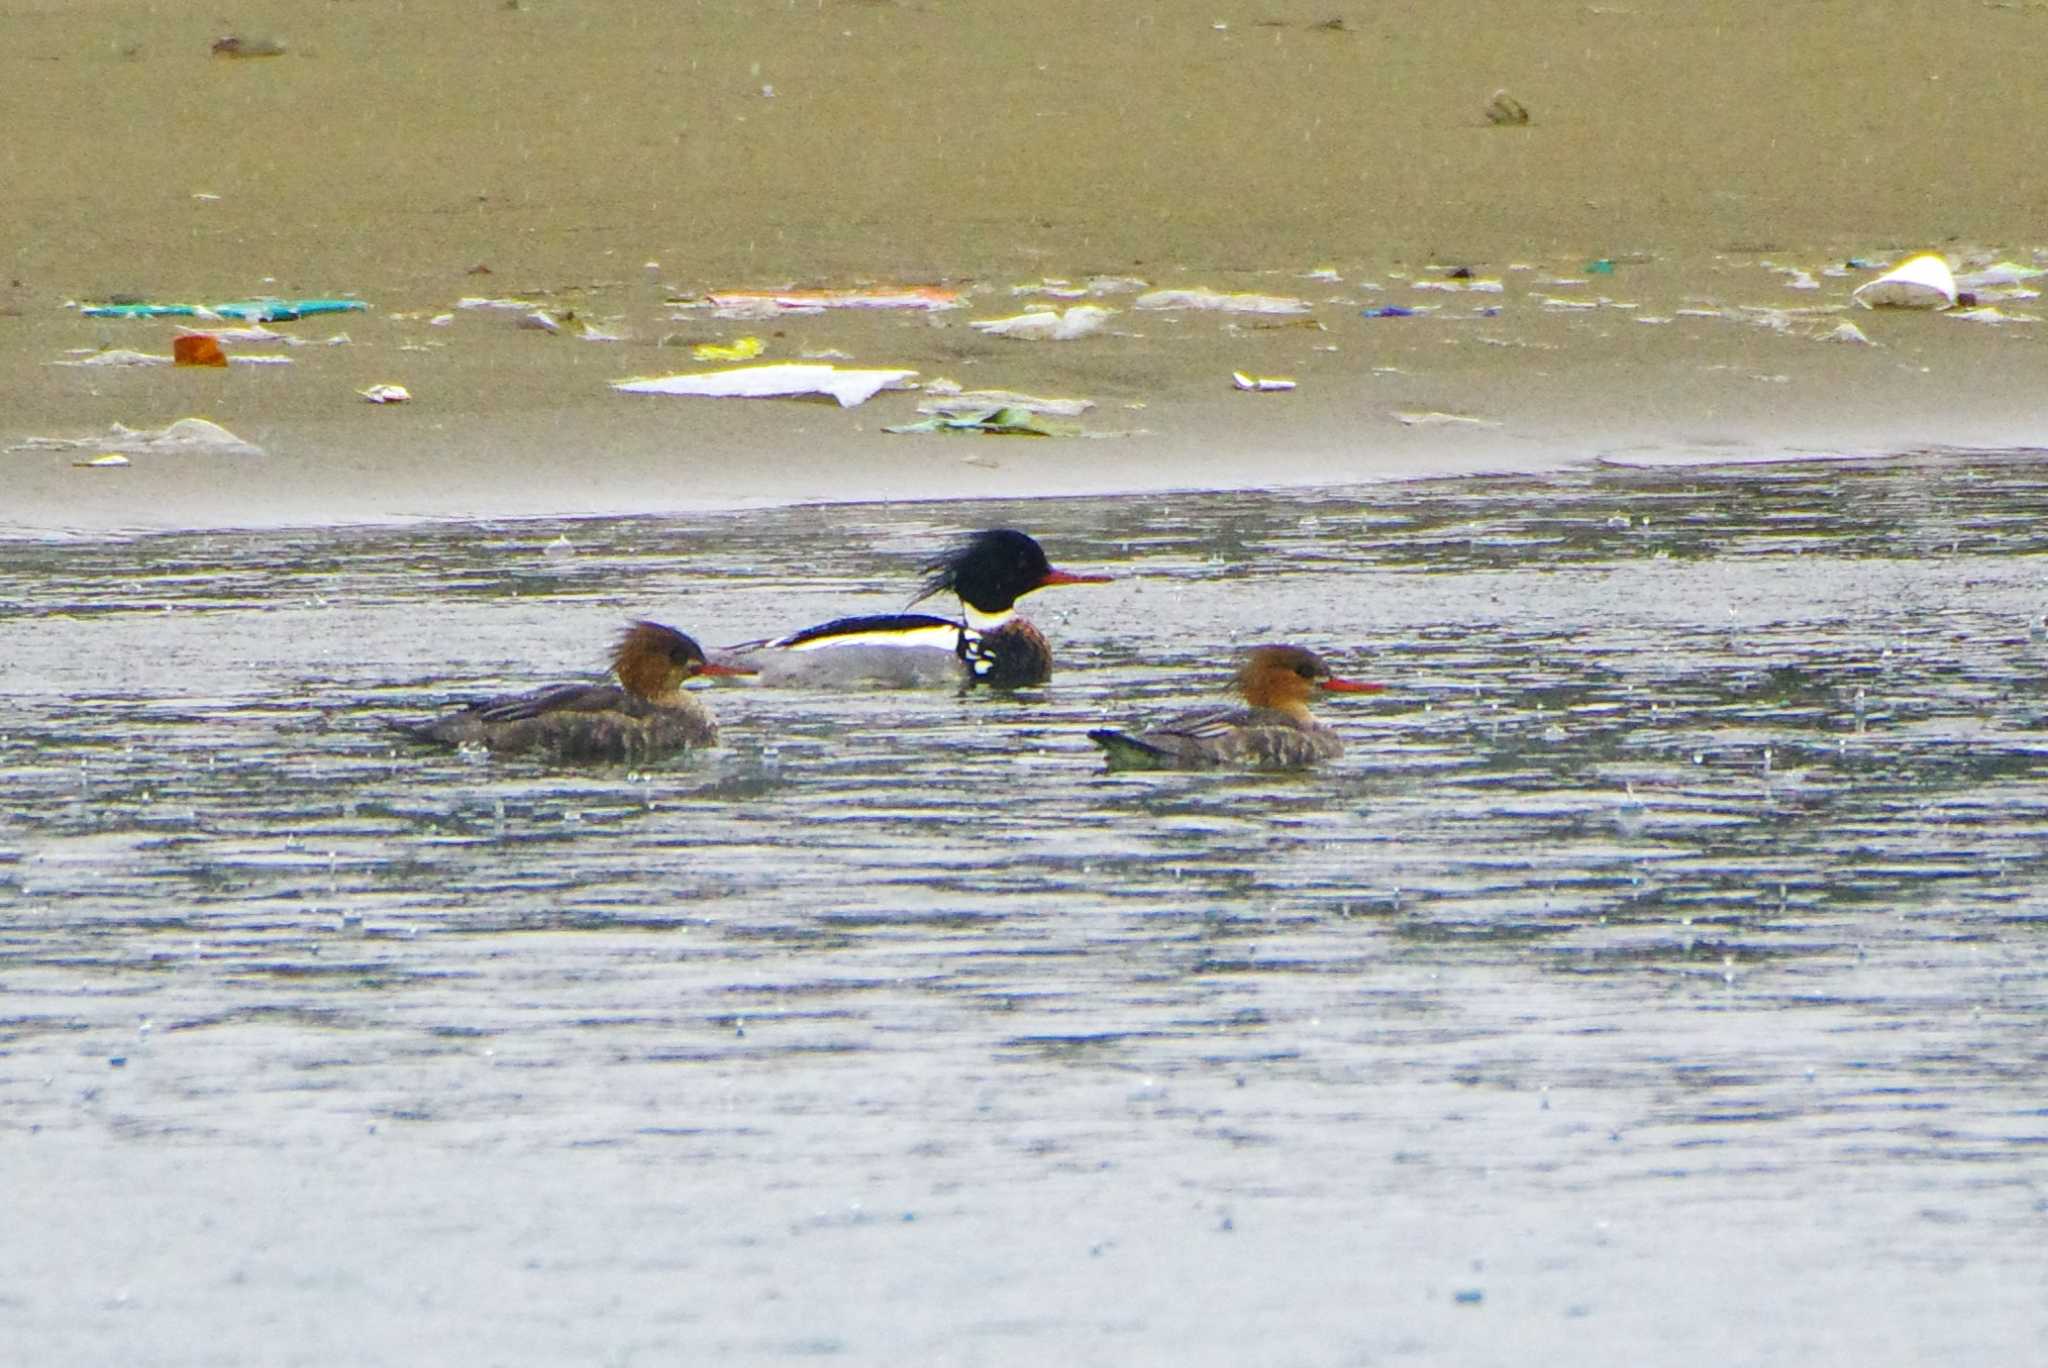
[[5, 457, 2047, 1365]]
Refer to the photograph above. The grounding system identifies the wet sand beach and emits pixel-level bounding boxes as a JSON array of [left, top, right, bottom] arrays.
[[4, 0, 2046, 532]]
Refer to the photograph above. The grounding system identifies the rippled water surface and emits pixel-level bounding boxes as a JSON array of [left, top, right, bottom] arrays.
[[5, 457, 2047, 1365]]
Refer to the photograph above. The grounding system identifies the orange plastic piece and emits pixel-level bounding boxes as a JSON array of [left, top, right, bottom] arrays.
[[173, 334, 229, 367]]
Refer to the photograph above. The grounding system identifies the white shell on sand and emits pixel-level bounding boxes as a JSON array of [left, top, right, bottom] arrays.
[[1852, 253, 1956, 310], [613, 363, 916, 408]]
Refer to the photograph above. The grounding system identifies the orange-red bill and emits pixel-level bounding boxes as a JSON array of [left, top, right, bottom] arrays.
[[1038, 567, 1113, 587], [697, 660, 759, 678], [1320, 676, 1386, 694]]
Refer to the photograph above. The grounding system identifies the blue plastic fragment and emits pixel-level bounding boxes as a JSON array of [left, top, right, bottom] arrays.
[[1363, 306, 1417, 318], [80, 298, 370, 321]]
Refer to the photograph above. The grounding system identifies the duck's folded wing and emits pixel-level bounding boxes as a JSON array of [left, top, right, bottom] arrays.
[[1090, 706, 1261, 769], [1150, 705, 1262, 741], [471, 683, 632, 723]]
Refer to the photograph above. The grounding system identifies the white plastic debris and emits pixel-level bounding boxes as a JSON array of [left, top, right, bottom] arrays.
[[1955, 262, 2046, 289], [969, 305, 1113, 341], [1134, 288, 1312, 315], [55, 349, 169, 367], [701, 287, 959, 312], [613, 363, 916, 408], [192, 325, 289, 345], [1413, 278, 1505, 293], [361, 384, 412, 403], [54, 346, 292, 367], [1007, 279, 1088, 298], [1946, 307, 2038, 325], [1822, 321, 1875, 345], [919, 382, 1093, 416], [10, 417, 264, 457], [1852, 254, 1956, 310], [1084, 275, 1149, 295], [73, 453, 131, 468], [1232, 371, 1297, 392], [1393, 411, 1500, 428]]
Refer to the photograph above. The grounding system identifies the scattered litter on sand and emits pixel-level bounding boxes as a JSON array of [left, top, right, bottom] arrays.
[[613, 363, 916, 408], [53, 349, 168, 367], [1083, 275, 1149, 296], [1007, 279, 1090, 299], [920, 382, 1093, 416], [1852, 253, 1955, 310], [211, 34, 286, 57], [999, 274, 1146, 298], [507, 309, 624, 341], [1768, 266, 1821, 290], [1484, 89, 1530, 125], [1232, 372, 1297, 392], [1414, 278, 1504, 294], [884, 406, 1078, 437], [11, 417, 264, 457], [701, 286, 959, 312], [1947, 306, 2038, 325], [187, 324, 291, 346], [1394, 411, 1500, 428], [1955, 262, 2045, 289], [79, 298, 366, 322], [53, 346, 291, 367], [689, 336, 765, 361], [969, 305, 1113, 340], [1135, 288, 1311, 315]]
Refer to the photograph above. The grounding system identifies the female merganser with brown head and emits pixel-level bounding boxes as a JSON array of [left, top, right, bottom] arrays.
[[1088, 645, 1383, 770], [718, 528, 1110, 688], [397, 621, 752, 762]]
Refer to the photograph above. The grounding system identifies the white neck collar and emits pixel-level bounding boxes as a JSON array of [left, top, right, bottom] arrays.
[[962, 602, 1017, 631]]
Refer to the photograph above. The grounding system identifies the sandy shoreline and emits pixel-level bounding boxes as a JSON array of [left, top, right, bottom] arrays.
[[5, 0, 2046, 536]]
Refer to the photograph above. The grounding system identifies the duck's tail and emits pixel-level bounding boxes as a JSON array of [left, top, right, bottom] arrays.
[[1087, 728, 1178, 770]]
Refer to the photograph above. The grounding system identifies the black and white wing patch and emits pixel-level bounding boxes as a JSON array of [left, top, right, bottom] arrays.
[[956, 625, 998, 678], [770, 612, 964, 652]]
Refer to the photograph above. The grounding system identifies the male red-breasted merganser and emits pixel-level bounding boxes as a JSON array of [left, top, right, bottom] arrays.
[[396, 621, 752, 762], [1088, 645, 1384, 770], [718, 528, 1111, 688]]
